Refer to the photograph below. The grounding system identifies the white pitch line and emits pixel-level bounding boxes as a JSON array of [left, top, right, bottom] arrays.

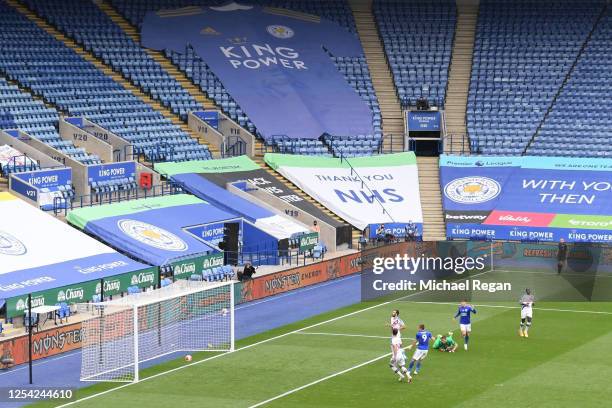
[[296, 332, 390, 340], [55, 269, 492, 408], [412, 301, 612, 315], [247, 351, 394, 408]]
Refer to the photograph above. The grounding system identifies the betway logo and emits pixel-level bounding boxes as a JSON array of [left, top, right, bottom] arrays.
[[131, 272, 155, 286], [445, 214, 487, 221], [568, 219, 612, 228]]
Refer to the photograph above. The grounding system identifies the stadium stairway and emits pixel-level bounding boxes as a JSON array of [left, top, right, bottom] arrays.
[[444, 0, 479, 154], [417, 156, 445, 241], [96, 0, 217, 113], [349, 0, 404, 153], [9, 0, 215, 157]]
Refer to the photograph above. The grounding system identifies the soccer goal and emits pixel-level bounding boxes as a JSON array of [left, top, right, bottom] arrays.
[[77, 279, 234, 382]]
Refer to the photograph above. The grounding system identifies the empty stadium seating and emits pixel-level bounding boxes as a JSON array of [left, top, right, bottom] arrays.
[[23, 0, 203, 122], [374, 0, 456, 108], [528, 7, 612, 158], [0, 78, 101, 165], [111, 0, 381, 157], [0, 0, 210, 163], [468, 0, 605, 156]]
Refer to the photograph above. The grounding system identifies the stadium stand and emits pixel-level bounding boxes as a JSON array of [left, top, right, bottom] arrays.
[[373, 0, 456, 109], [0, 0, 211, 163], [0, 77, 100, 165], [0, 144, 39, 176], [527, 6, 611, 158], [468, 0, 605, 156], [110, 0, 381, 157], [23, 0, 204, 121]]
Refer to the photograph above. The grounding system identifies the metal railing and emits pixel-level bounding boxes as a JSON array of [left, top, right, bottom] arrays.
[[440, 134, 473, 155], [221, 135, 247, 157], [53, 182, 183, 216]]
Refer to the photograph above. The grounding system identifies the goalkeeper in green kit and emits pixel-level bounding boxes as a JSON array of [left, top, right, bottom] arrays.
[[433, 332, 458, 353]]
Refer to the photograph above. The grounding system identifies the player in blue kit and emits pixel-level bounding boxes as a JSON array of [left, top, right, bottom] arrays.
[[454, 300, 477, 351], [406, 324, 433, 376]]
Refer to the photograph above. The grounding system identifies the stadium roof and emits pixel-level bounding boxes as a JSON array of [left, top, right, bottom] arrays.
[[0, 192, 151, 301]]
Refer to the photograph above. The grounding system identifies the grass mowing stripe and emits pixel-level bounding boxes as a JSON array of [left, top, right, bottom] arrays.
[[412, 301, 612, 315], [247, 349, 404, 408], [295, 332, 390, 340], [54, 270, 493, 408]]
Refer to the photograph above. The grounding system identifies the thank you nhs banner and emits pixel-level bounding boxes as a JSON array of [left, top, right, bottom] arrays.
[[265, 152, 423, 230], [440, 155, 612, 242], [141, 4, 373, 140]]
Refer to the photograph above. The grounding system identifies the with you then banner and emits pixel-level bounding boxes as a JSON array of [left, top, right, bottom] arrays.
[[264, 152, 423, 231], [440, 155, 612, 242]]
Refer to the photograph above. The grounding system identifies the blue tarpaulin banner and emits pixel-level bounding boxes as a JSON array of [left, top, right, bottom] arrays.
[[67, 195, 237, 266], [141, 4, 373, 140], [440, 155, 612, 242], [407, 111, 441, 131]]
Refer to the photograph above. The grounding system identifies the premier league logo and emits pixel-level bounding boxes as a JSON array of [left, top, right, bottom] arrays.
[[267, 25, 294, 39], [118, 219, 188, 252], [444, 177, 501, 204], [0, 230, 26, 256]]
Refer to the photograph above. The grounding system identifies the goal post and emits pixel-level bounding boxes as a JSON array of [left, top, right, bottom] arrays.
[[77, 280, 235, 383]]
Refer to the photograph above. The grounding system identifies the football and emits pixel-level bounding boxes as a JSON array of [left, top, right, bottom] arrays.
[[184, 355, 192, 362]]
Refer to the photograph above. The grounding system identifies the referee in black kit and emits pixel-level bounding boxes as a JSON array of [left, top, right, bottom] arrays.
[[557, 239, 568, 274]]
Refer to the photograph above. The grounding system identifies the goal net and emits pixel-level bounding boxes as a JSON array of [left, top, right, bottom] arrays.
[[77, 280, 234, 382]]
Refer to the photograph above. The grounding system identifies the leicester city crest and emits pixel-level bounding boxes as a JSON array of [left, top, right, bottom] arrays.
[[118, 219, 188, 252], [267, 25, 294, 39], [0, 230, 26, 256], [444, 177, 501, 204]]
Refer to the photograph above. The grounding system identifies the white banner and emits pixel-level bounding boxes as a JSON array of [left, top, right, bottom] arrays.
[[0, 193, 116, 275], [266, 153, 423, 230]]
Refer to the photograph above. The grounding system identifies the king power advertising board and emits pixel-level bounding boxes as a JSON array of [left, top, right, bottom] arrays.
[[440, 155, 612, 242]]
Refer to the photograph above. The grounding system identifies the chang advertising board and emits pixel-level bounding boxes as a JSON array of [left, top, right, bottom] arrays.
[[172, 253, 224, 280], [298, 232, 318, 252], [440, 155, 612, 242]]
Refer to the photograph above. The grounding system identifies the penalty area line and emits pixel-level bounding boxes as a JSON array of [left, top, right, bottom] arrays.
[[247, 351, 395, 408], [296, 332, 390, 340]]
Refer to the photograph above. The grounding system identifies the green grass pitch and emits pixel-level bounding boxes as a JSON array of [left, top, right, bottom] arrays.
[[33, 299, 612, 408], [29, 267, 612, 408]]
